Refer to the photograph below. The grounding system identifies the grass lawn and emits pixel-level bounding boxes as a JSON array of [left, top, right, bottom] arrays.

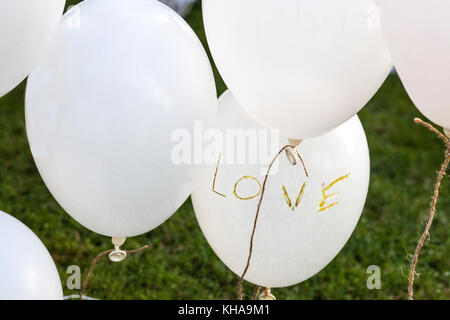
[[0, 2, 448, 300]]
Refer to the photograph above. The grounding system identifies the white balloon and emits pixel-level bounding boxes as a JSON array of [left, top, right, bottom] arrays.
[[0, 211, 63, 300], [0, 0, 65, 98], [192, 91, 369, 288], [26, 0, 217, 237], [377, 0, 450, 130], [203, 0, 392, 139]]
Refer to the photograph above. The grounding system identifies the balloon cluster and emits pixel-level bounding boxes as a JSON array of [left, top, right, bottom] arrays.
[[0, 0, 449, 299]]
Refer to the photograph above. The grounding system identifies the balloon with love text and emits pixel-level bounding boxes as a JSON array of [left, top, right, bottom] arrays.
[[192, 91, 370, 288]]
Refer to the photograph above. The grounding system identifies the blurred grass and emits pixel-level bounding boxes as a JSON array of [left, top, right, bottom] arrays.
[[0, 1, 448, 300]]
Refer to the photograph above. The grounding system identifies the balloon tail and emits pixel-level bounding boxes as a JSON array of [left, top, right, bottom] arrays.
[[285, 139, 303, 165], [79, 238, 150, 300], [237, 145, 308, 300], [408, 118, 450, 300], [109, 237, 127, 262], [259, 287, 276, 300]]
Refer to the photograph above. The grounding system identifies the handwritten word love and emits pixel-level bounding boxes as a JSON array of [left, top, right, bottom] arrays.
[[211, 155, 350, 213]]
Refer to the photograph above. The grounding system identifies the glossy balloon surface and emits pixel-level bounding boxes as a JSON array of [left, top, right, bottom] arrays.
[[0, 0, 65, 97], [26, 0, 217, 237], [0, 211, 63, 300], [377, 0, 450, 129], [203, 0, 392, 138]]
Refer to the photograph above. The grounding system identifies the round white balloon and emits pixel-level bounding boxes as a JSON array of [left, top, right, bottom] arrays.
[[377, 0, 450, 130], [0, 211, 63, 300], [26, 0, 217, 237], [0, 0, 65, 98], [203, 0, 392, 139], [192, 91, 370, 288]]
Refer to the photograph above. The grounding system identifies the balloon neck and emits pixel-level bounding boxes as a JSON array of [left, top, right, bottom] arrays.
[[288, 138, 302, 147], [109, 237, 127, 262], [259, 287, 276, 300], [444, 128, 450, 139], [285, 139, 303, 166]]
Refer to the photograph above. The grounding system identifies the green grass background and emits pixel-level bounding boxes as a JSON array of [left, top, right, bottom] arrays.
[[0, 2, 448, 300]]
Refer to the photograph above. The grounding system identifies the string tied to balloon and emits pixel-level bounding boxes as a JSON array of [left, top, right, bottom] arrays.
[[285, 139, 303, 165], [79, 237, 151, 299], [237, 144, 309, 300], [408, 118, 450, 300], [109, 237, 127, 262]]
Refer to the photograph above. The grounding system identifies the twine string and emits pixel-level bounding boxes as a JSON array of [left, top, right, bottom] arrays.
[[79, 244, 150, 299], [237, 145, 309, 300], [408, 118, 450, 300], [252, 286, 262, 300]]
